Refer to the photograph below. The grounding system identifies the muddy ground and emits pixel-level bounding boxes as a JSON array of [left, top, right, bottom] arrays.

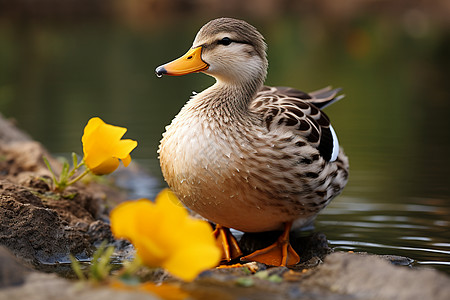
[[1, 113, 449, 300], [0, 114, 122, 268]]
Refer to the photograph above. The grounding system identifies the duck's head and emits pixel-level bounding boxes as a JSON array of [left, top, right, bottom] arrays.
[[155, 18, 268, 86]]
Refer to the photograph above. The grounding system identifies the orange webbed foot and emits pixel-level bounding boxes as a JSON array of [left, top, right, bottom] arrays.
[[241, 222, 300, 267], [213, 225, 243, 263]]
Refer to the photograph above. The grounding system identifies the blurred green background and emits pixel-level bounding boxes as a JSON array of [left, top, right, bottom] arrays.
[[0, 0, 449, 272]]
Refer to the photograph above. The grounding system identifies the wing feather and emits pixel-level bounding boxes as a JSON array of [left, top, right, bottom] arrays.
[[251, 86, 344, 162]]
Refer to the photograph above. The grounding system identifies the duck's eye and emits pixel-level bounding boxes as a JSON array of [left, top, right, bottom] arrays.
[[218, 37, 232, 46]]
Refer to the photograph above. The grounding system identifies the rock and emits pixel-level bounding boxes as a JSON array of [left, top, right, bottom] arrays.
[[186, 252, 450, 300], [0, 246, 30, 288], [0, 272, 161, 300], [3, 251, 449, 300], [301, 252, 450, 300]]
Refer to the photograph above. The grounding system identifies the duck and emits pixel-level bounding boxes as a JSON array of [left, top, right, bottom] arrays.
[[155, 17, 349, 267]]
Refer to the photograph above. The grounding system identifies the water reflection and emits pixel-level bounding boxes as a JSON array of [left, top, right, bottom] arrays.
[[0, 16, 449, 274]]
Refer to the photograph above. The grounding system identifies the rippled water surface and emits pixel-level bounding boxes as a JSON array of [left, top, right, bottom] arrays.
[[1, 17, 449, 273], [316, 185, 450, 273]]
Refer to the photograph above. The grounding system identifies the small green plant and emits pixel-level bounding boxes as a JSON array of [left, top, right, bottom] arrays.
[[236, 277, 254, 287], [70, 241, 115, 283], [44, 153, 88, 192], [254, 270, 283, 283]]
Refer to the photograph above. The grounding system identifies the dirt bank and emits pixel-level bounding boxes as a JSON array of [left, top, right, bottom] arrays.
[[0, 114, 121, 267]]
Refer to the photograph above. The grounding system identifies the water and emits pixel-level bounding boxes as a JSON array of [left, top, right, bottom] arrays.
[[0, 17, 449, 274], [316, 187, 450, 273]]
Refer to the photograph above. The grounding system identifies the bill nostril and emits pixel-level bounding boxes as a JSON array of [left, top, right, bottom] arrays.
[[155, 66, 167, 77]]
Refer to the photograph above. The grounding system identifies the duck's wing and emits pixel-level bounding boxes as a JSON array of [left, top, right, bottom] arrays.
[[250, 86, 344, 162], [268, 86, 344, 109]]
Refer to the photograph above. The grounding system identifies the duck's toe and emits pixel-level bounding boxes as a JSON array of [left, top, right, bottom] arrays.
[[213, 224, 243, 263], [240, 222, 300, 267]]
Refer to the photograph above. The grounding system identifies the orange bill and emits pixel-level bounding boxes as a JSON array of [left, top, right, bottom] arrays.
[[155, 46, 209, 76]]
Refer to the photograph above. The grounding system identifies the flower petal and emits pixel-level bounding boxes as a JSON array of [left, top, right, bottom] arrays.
[[163, 242, 221, 281], [82, 117, 104, 141], [111, 199, 170, 267], [88, 157, 120, 175], [82, 117, 137, 175], [121, 154, 131, 167], [110, 199, 148, 240], [110, 199, 160, 240], [136, 189, 189, 251], [139, 282, 189, 300], [114, 139, 138, 160], [134, 237, 168, 267], [83, 124, 126, 166], [157, 195, 221, 281]]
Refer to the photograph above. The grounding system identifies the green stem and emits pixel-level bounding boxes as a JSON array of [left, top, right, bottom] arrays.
[[66, 169, 91, 186], [67, 160, 85, 179], [70, 254, 86, 281], [43, 156, 58, 186], [122, 256, 143, 276]]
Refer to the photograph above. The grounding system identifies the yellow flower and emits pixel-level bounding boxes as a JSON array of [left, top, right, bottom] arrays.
[[82, 117, 137, 175], [110, 189, 221, 281]]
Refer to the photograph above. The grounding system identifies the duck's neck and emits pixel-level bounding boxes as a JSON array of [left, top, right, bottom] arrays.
[[190, 74, 265, 121]]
